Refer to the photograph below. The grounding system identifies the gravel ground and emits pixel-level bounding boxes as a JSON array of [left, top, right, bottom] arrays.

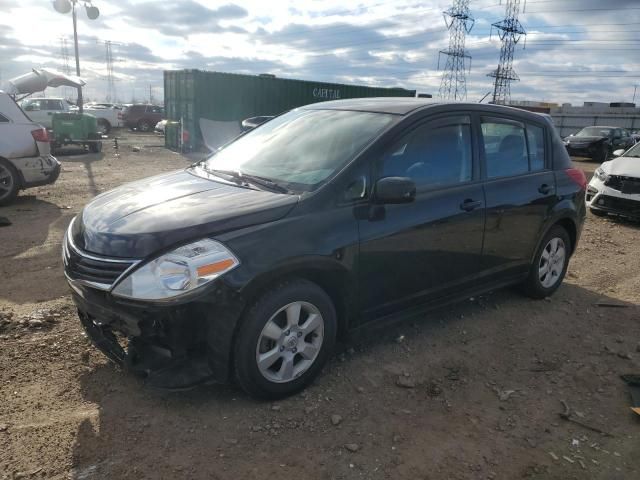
[[1, 133, 639, 479]]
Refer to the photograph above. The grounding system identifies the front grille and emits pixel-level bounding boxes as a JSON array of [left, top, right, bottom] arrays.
[[605, 175, 640, 194], [63, 235, 136, 289], [596, 195, 640, 216]]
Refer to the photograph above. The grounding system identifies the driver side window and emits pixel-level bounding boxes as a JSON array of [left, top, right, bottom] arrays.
[[380, 116, 473, 189]]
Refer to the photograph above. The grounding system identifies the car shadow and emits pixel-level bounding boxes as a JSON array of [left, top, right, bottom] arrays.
[[68, 283, 640, 478]]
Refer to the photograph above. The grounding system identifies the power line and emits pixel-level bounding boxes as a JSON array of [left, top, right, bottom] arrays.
[[439, 0, 475, 100]]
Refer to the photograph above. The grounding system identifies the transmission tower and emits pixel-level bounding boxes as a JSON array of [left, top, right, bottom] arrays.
[[438, 0, 474, 101], [487, 0, 526, 104], [105, 41, 116, 102], [59, 37, 71, 75], [58, 37, 72, 100], [97, 40, 121, 102]]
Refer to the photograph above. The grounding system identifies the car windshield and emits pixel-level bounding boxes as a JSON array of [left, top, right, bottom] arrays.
[[202, 108, 394, 192], [623, 142, 640, 157], [576, 127, 614, 137]]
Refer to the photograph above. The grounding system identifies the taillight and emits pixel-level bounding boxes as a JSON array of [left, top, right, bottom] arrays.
[[31, 128, 49, 143], [118, 112, 123, 119], [565, 168, 587, 190]]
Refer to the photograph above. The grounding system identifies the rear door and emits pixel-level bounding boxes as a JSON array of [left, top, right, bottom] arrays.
[[479, 115, 555, 278], [357, 113, 485, 320]]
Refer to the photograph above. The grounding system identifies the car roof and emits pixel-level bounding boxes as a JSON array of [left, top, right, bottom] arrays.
[[302, 97, 439, 115], [301, 98, 551, 120]]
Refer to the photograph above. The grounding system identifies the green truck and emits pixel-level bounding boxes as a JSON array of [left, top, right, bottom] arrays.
[[164, 70, 417, 151]]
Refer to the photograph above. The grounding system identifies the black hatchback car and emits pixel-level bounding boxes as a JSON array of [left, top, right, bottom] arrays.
[[63, 99, 586, 399]]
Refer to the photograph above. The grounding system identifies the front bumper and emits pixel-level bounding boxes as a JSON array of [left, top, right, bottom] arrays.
[[586, 177, 640, 219], [566, 144, 599, 158], [69, 279, 245, 389]]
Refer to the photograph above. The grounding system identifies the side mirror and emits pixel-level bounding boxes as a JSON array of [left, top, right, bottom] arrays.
[[374, 177, 416, 204], [613, 149, 625, 157]]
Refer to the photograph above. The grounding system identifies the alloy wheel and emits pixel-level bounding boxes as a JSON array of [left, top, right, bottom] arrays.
[[0, 163, 14, 201], [255, 301, 324, 383], [538, 237, 566, 288]]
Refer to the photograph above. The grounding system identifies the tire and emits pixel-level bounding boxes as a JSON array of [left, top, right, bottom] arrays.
[[137, 120, 151, 132], [0, 158, 20, 206], [234, 279, 337, 399], [96, 119, 111, 135], [590, 208, 607, 218], [522, 225, 571, 299]]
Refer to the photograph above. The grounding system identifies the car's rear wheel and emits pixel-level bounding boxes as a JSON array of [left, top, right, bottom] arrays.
[[137, 120, 151, 132], [0, 158, 19, 206], [522, 225, 571, 299], [234, 280, 337, 399]]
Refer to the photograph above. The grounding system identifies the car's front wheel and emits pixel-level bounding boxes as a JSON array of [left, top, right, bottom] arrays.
[[234, 280, 337, 399], [522, 225, 571, 299]]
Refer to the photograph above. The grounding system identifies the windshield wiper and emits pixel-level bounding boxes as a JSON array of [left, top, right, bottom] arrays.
[[204, 168, 290, 194], [237, 173, 291, 194]]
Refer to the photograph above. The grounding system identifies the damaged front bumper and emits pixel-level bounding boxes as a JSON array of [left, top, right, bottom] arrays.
[[69, 280, 245, 389], [586, 177, 640, 219]]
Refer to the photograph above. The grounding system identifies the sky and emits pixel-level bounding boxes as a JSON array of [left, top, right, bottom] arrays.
[[0, 0, 639, 104]]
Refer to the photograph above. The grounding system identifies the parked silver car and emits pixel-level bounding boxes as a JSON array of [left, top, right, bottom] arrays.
[[0, 91, 60, 205]]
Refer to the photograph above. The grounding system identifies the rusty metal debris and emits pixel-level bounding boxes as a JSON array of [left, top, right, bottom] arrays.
[[559, 400, 614, 437]]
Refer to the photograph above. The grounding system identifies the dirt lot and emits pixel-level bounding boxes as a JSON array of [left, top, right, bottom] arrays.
[[1, 133, 639, 479]]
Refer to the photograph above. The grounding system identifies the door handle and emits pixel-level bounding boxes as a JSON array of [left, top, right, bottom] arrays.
[[460, 199, 482, 212], [538, 184, 552, 195]]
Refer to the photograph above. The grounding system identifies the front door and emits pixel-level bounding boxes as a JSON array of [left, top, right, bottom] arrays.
[[358, 114, 485, 321]]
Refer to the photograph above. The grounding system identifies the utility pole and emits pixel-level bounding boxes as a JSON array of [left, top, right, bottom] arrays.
[[149, 85, 153, 104], [439, 0, 475, 101], [634, 85, 638, 104], [487, 0, 526, 105]]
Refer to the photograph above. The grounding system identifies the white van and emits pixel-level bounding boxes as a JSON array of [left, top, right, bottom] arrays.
[[0, 91, 61, 205]]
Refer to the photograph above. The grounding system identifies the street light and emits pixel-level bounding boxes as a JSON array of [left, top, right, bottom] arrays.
[[52, 0, 100, 113]]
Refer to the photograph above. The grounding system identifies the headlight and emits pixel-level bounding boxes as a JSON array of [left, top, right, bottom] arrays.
[[112, 239, 239, 300], [594, 167, 609, 182]]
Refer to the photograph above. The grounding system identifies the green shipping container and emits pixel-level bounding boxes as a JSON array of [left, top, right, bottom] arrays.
[[164, 70, 416, 151]]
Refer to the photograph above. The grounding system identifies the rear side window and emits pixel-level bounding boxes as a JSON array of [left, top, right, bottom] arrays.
[[381, 116, 473, 189], [526, 124, 545, 171], [481, 119, 546, 178]]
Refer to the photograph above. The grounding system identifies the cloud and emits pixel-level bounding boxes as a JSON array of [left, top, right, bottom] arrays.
[[116, 1, 248, 37]]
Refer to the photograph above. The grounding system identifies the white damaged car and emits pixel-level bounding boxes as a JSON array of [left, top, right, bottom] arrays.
[[0, 91, 61, 205], [586, 142, 640, 220]]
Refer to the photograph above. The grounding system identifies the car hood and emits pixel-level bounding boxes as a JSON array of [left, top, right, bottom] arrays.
[[566, 136, 607, 144], [601, 156, 640, 177], [73, 169, 299, 258]]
